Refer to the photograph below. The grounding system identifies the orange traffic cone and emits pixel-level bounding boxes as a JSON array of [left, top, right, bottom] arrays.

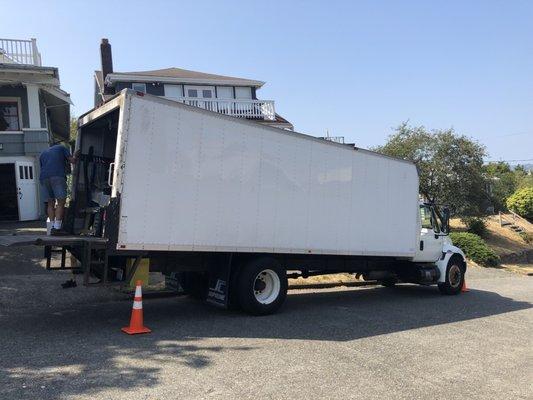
[[461, 279, 469, 293], [122, 280, 151, 335]]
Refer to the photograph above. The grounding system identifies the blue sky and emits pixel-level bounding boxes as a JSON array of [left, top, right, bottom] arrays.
[[3, 0, 532, 162]]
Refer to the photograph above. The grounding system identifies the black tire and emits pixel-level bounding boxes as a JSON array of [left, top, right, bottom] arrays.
[[438, 255, 465, 295], [237, 257, 288, 316], [179, 272, 208, 300]]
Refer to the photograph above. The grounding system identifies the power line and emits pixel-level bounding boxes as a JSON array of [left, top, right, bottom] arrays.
[[493, 132, 532, 138], [485, 158, 533, 163]]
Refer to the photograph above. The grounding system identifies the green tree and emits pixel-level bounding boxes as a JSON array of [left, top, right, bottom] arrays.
[[506, 187, 533, 220], [483, 162, 517, 212], [374, 122, 488, 217], [69, 117, 78, 141], [514, 165, 533, 189]]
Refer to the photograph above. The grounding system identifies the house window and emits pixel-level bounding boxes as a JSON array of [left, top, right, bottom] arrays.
[[235, 87, 252, 99], [0, 100, 21, 131], [216, 86, 233, 99], [132, 83, 146, 93], [164, 84, 183, 99], [185, 86, 215, 99]]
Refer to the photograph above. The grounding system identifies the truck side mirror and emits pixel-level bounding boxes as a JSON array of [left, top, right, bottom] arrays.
[[441, 207, 450, 234]]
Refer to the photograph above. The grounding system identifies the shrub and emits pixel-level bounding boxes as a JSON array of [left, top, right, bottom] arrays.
[[519, 231, 532, 244], [449, 232, 500, 267], [462, 217, 487, 236], [506, 187, 533, 220]]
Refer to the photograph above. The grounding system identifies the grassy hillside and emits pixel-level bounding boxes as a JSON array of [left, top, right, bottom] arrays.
[[450, 216, 533, 275]]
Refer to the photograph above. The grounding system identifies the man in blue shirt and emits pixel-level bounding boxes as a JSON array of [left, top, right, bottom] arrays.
[[39, 143, 78, 235]]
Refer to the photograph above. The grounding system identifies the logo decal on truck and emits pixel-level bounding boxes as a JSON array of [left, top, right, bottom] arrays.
[[207, 279, 227, 306]]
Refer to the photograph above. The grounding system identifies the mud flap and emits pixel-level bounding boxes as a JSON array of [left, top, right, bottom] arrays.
[[206, 254, 233, 308]]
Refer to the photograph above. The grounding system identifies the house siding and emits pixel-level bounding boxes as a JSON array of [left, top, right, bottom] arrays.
[[0, 134, 25, 155], [23, 130, 50, 156], [115, 81, 165, 96]]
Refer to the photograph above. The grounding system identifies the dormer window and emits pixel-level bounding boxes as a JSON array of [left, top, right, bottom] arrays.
[[132, 83, 146, 93]]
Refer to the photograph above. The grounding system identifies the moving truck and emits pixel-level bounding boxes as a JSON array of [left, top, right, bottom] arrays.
[[1, 90, 467, 315]]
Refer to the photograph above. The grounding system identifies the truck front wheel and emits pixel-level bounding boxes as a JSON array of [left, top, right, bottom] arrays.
[[237, 258, 288, 315], [438, 256, 465, 295]]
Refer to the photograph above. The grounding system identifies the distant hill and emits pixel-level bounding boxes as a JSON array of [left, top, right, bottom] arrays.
[[511, 163, 533, 172], [520, 164, 533, 172]]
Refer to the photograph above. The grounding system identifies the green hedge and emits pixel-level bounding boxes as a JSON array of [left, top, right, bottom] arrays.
[[450, 232, 500, 267], [462, 217, 487, 236]]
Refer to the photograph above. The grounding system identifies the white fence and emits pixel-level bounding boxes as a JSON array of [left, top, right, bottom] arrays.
[[0, 38, 41, 66], [169, 97, 276, 120]]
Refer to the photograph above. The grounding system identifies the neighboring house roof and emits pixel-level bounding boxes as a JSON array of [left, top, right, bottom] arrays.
[[257, 113, 294, 130], [0, 63, 60, 83], [100, 67, 265, 87]]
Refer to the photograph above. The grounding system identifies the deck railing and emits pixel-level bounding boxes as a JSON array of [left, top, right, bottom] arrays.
[[168, 97, 276, 120], [0, 38, 42, 66]]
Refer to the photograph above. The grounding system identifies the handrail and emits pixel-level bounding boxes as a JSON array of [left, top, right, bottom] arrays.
[[499, 211, 533, 231], [167, 97, 276, 120], [0, 38, 41, 66]]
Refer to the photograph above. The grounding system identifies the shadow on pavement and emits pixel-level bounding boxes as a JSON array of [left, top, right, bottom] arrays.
[[0, 221, 48, 276], [0, 281, 530, 399]]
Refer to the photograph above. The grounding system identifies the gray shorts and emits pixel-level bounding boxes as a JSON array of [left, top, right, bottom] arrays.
[[40, 176, 67, 201]]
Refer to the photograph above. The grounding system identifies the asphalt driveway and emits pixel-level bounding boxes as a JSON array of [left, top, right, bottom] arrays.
[[0, 222, 531, 399]]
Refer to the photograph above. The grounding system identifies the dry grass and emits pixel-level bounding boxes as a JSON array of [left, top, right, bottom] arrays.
[[289, 273, 360, 286], [450, 217, 532, 257]]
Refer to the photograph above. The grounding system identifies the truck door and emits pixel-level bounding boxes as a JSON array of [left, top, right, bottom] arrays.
[[414, 204, 443, 262]]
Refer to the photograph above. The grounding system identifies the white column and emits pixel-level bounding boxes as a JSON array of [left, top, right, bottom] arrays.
[[25, 84, 42, 129]]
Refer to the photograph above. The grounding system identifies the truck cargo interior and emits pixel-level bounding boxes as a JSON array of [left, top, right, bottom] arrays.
[[68, 108, 120, 236]]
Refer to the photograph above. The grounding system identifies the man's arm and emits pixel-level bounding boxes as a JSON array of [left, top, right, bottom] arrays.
[[65, 147, 79, 164]]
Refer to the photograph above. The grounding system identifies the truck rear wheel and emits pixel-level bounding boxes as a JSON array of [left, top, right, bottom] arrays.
[[237, 258, 287, 315], [438, 256, 464, 295]]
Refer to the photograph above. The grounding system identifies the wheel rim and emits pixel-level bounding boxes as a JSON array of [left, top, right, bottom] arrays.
[[253, 269, 281, 305], [448, 264, 462, 288]]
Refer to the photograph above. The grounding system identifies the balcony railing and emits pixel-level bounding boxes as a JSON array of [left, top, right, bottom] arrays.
[[0, 38, 42, 66], [168, 97, 276, 120]]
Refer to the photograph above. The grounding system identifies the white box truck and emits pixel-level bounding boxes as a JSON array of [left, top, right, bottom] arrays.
[[1, 90, 466, 315]]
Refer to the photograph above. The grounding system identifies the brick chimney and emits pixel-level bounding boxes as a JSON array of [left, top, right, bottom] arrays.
[[100, 38, 114, 95]]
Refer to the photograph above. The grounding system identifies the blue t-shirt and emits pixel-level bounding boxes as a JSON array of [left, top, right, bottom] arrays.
[[39, 144, 71, 180]]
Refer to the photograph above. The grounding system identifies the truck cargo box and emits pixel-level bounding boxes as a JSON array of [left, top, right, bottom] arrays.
[[79, 90, 419, 258]]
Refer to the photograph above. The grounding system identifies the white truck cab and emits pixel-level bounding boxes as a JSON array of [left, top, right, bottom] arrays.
[[413, 202, 466, 294]]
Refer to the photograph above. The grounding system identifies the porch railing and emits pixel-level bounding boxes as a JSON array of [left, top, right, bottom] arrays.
[[168, 97, 276, 120], [0, 38, 42, 66]]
